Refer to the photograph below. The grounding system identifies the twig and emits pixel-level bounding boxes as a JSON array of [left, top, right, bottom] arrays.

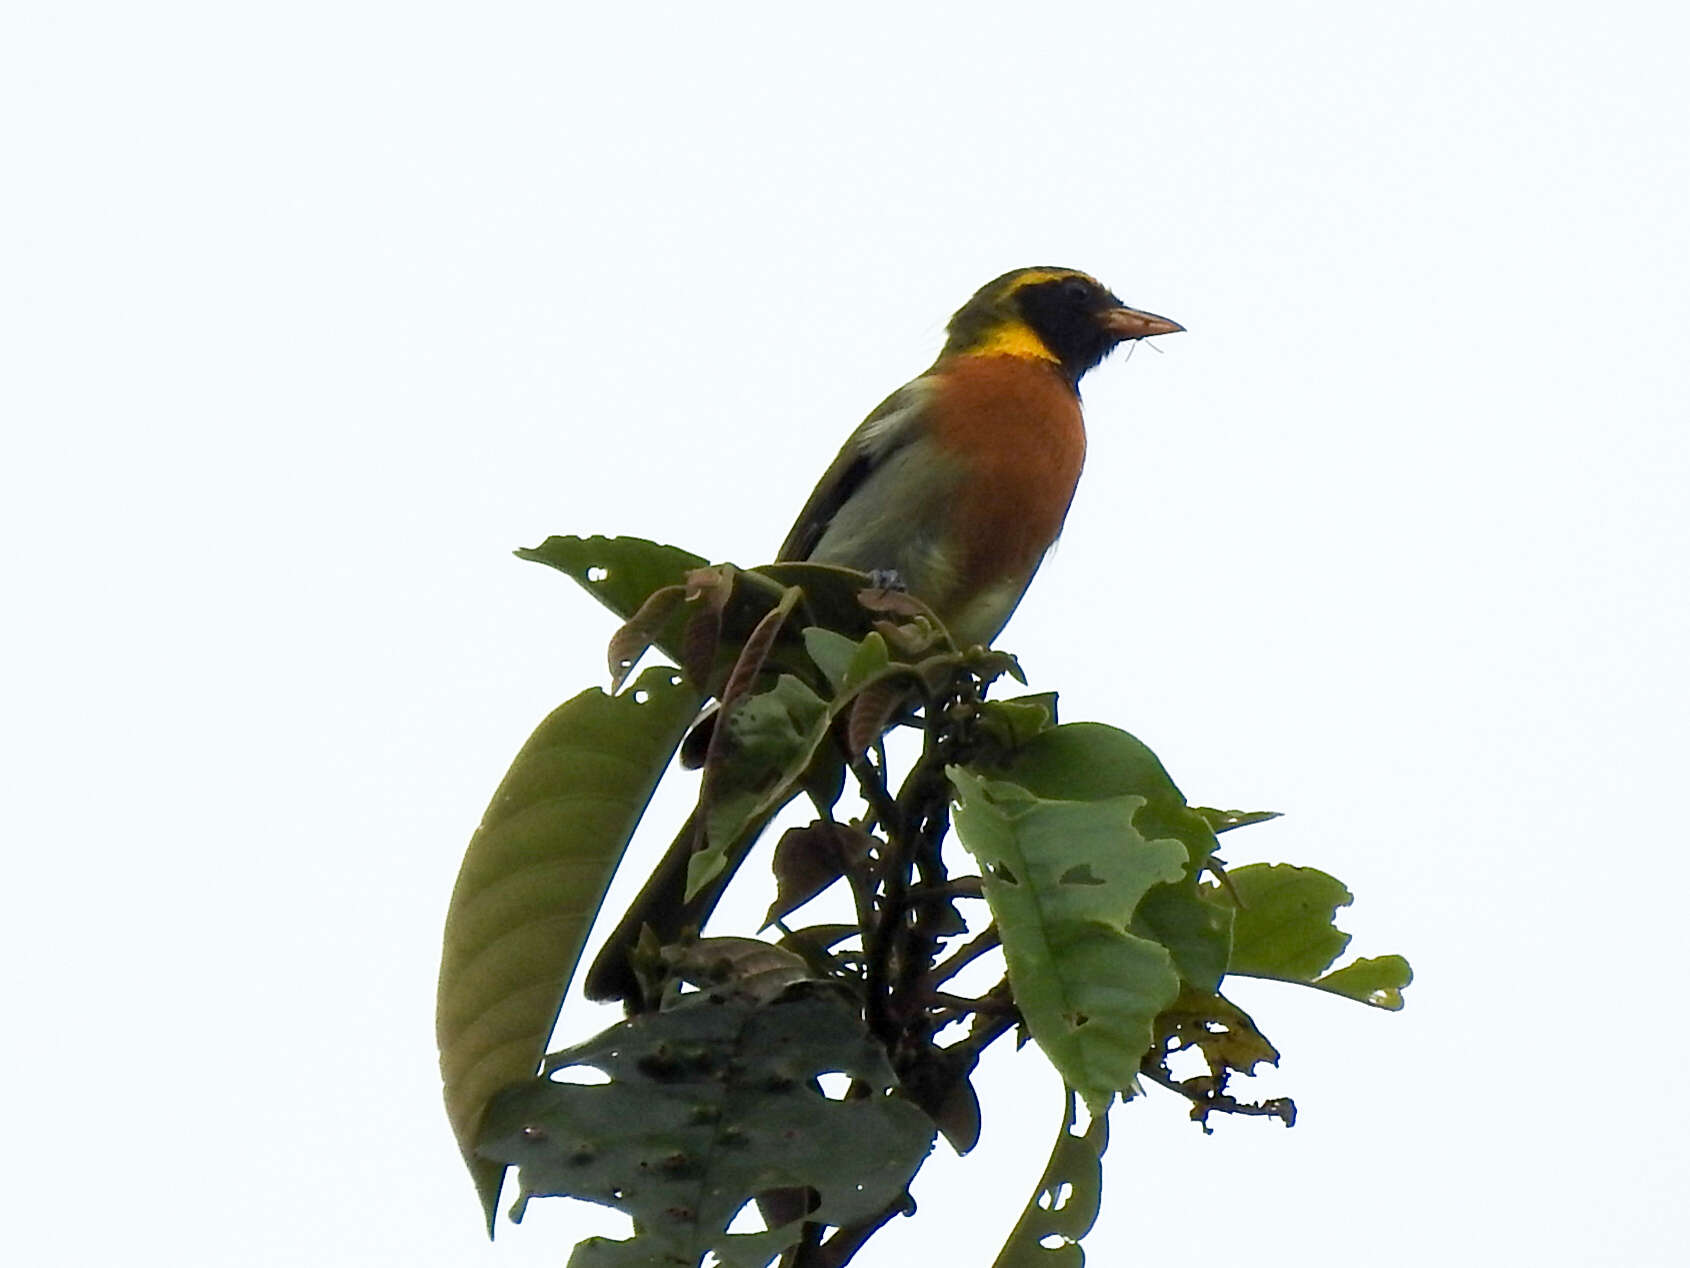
[[848, 750, 900, 840], [907, 876, 985, 902], [940, 978, 1018, 1067], [924, 989, 1018, 1014], [927, 928, 1000, 986]]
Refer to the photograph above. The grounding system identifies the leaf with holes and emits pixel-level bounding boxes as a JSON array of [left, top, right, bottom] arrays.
[[477, 988, 935, 1267], [979, 723, 1234, 994], [606, 584, 688, 691], [436, 666, 702, 1230], [992, 1087, 1108, 1268], [1154, 985, 1281, 1083], [949, 766, 1186, 1112], [518, 535, 708, 655]]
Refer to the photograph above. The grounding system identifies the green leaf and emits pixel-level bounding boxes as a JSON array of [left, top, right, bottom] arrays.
[[517, 534, 707, 629], [984, 723, 1232, 993], [1314, 954, 1414, 1010], [840, 630, 893, 691], [1221, 863, 1353, 980], [478, 988, 935, 1266], [1216, 865, 1413, 1010], [987, 722, 1216, 880], [800, 627, 861, 691], [976, 695, 1058, 750], [436, 666, 702, 1231], [801, 627, 900, 701], [520, 543, 912, 706], [950, 767, 1186, 1112], [988, 721, 1182, 804], [1191, 806, 1282, 834], [993, 1087, 1109, 1268], [691, 624, 917, 901], [694, 675, 832, 894], [1005, 691, 1059, 724], [1132, 884, 1233, 994]]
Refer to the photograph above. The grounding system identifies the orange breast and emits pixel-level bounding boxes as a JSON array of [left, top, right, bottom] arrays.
[[928, 355, 1087, 593]]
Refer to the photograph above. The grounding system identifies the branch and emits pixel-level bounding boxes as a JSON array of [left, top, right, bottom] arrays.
[[940, 978, 1019, 1068], [927, 927, 1000, 986], [796, 1195, 909, 1268], [924, 989, 1017, 1014], [908, 876, 984, 902]]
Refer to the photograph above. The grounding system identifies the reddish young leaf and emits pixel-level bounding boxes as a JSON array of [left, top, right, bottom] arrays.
[[606, 584, 686, 691], [762, 821, 875, 928]]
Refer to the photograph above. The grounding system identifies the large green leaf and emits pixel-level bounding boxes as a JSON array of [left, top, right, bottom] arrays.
[[437, 666, 701, 1230], [950, 767, 1186, 1112], [1215, 864, 1413, 1010], [478, 987, 935, 1267], [982, 723, 1234, 993], [993, 1087, 1109, 1268]]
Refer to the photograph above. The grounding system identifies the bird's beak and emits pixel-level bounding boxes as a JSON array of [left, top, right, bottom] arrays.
[[1100, 305, 1184, 341]]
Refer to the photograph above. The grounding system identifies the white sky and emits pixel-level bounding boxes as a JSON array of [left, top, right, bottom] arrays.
[[6, 2, 1688, 1264]]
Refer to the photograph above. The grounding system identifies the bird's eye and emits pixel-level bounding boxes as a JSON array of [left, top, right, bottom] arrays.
[[1061, 277, 1095, 305]]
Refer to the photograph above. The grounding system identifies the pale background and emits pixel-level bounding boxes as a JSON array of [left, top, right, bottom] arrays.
[[6, 2, 1687, 1264]]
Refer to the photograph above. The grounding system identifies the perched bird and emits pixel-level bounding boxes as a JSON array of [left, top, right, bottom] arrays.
[[584, 267, 1181, 1003], [776, 266, 1181, 647]]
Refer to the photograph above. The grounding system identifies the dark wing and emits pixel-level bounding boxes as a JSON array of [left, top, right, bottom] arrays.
[[775, 377, 936, 562]]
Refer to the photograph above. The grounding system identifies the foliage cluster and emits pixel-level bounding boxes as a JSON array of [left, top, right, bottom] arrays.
[[437, 536, 1411, 1267]]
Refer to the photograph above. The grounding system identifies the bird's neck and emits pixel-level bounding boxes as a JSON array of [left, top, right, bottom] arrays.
[[941, 319, 1094, 389], [953, 317, 1061, 366]]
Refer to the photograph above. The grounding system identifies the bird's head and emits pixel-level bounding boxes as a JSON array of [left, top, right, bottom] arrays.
[[942, 267, 1182, 383]]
